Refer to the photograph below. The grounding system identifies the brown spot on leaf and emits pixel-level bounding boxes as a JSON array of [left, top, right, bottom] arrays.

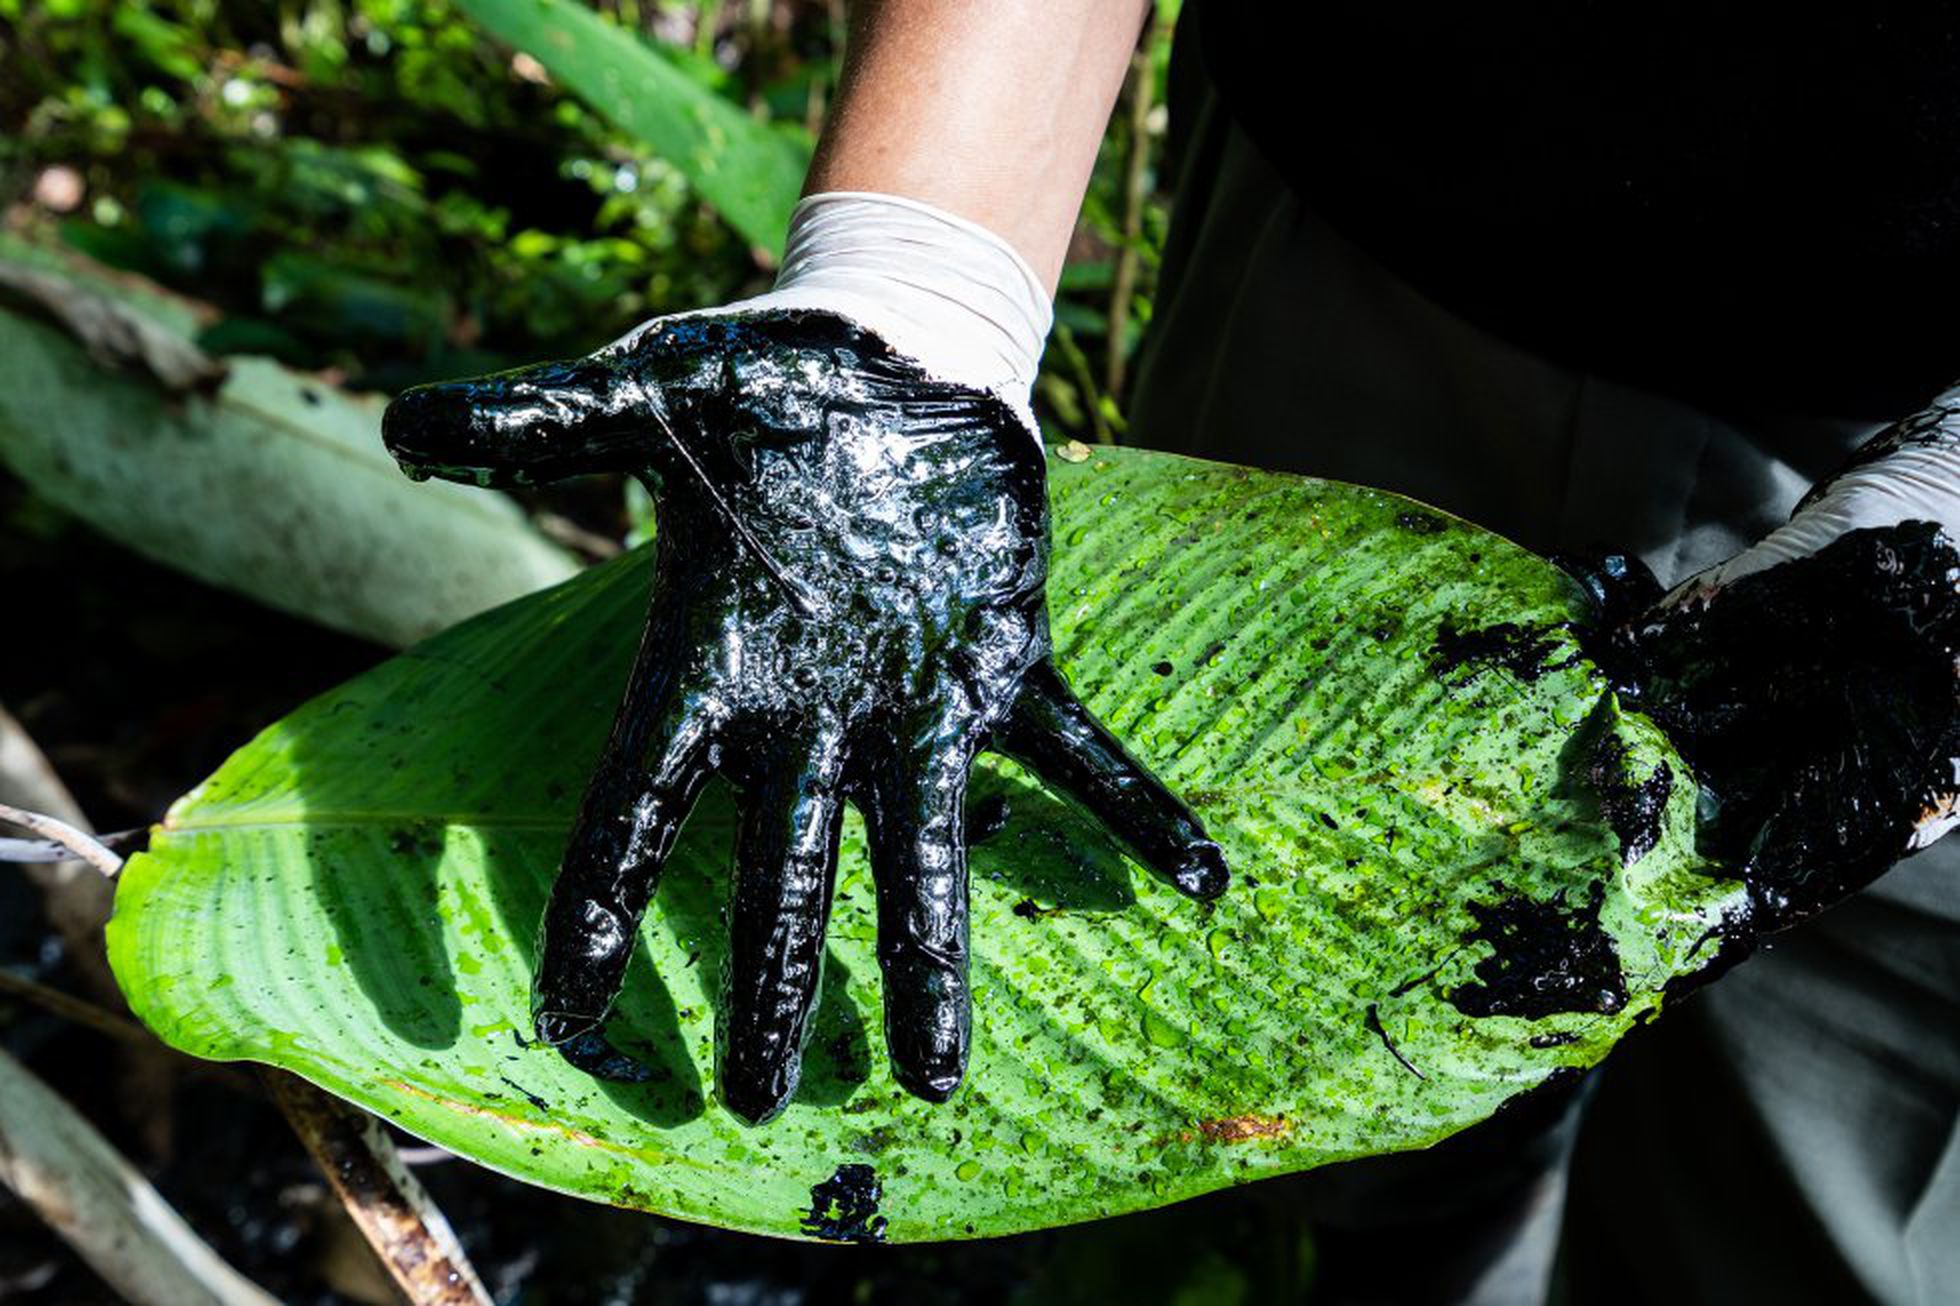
[[1191, 1113, 1291, 1144]]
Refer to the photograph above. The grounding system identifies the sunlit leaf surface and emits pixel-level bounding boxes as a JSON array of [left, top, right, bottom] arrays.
[[110, 447, 1741, 1241]]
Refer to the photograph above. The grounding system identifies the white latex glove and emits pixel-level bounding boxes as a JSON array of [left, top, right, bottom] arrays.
[[1690, 380, 1960, 591], [616, 190, 1053, 437]]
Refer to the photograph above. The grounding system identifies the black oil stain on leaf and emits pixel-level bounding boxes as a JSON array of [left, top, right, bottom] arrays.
[[555, 1030, 654, 1084], [1431, 621, 1575, 683], [801, 1163, 889, 1243], [1587, 733, 1673, 865], [1659, 903, 1761, 1010], [1448, 882, 1627, 1020], [496, 1075, 552, 1113], [1395, 510, 1448, 535]]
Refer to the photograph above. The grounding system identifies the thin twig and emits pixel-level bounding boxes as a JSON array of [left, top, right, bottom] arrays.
[[0, 803, 122, 880], [0, 711, 178, 1154], [532, 511, 624, 560], [266, 1072, 492, 1306], [0, 837, 86, 863], [0, 829, 143, 863], [0, 971, 151, 1048], [1052, 321, 1118, 446], [0, 971, 256, 1095]]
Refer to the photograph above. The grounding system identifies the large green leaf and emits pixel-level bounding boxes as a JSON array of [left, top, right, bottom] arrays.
[[108, 446, 1742, 1241], [0, 237, 578, 647], [455, 0, 810, 256]]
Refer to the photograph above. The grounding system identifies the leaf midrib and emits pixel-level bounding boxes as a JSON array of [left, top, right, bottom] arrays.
[[161, 810, 572, 834]]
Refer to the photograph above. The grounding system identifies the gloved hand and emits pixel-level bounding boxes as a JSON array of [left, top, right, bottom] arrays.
[[1570, 390, 1960, 934], [381, 193, 1227, 1125]]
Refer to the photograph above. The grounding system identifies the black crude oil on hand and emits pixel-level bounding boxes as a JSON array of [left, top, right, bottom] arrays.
[[1574, 522, 1960, 935], [382, 311, 1227, 1124]]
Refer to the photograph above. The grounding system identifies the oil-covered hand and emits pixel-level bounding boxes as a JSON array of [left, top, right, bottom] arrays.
[[1599, 524, 1959, 930], [1571, 394, 1960, 933], [381, 306, 1226, 1124]]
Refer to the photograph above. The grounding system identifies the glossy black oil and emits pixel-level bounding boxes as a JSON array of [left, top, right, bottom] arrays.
[[1606, 521, 1960, 932], [1585, 733, 1673, 866], [800, 1163, 887, 1244], [1364, 1001, 1425, 1079], [1430, 620, 1574, 683], [1572, 521, 1960, 941], [382, 310, 1227, 1126], [1553, 550, 1663, 633], [1447, 883, 1628, 1021], [1395, 509, 1448, 535]]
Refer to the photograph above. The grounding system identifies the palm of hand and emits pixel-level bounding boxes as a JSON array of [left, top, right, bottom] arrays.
[[384, 311, 1225, 1123]]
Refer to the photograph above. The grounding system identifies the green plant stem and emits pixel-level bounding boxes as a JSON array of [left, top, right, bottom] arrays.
[[1051, 320, 1116, 445], [694, 0, 725, 57]]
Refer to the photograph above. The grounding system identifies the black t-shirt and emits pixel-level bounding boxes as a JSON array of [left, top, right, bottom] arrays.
[[1197, 2, 1960, 418]]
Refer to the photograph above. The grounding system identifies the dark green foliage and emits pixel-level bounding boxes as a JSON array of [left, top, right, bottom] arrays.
[[0, 0, 1175, 441], [2, 0, 786, 390]]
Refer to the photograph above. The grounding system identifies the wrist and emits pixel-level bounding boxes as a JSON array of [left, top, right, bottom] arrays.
[[1696, 381, 1960, 589], [748, 192, 1052, 435]]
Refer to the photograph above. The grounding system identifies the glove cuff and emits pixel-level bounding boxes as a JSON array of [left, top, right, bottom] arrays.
[[746, 192, 1053, 437], [1693, 380, 1960, 590]]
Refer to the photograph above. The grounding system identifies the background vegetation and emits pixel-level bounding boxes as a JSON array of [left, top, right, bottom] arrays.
[[0, 0, 1172, 439], [0, 3, 1335, 1303]]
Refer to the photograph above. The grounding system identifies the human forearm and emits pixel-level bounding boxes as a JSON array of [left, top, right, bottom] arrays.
[[378, 1, 1217, 1125], [805, 0, 1152, 290]]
